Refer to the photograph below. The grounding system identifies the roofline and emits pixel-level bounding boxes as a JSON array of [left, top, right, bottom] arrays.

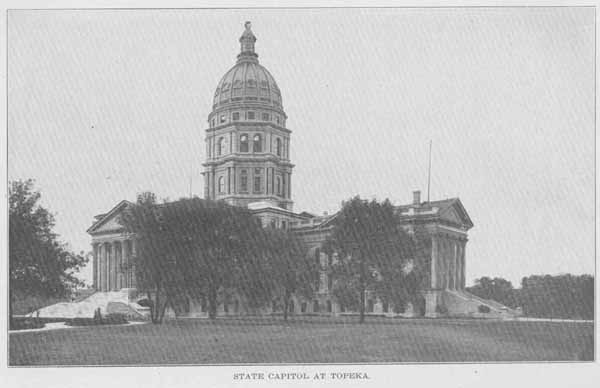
[[86, 200, 132, 235]]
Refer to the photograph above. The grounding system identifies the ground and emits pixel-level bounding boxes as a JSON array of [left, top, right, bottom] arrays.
[[9, 316, 594, 365]]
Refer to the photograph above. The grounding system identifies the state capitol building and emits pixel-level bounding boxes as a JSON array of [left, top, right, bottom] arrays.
[[87, 22, 512, 319]]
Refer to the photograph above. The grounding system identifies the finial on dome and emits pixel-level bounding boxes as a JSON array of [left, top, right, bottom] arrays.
[[238, 21, 258, 63]]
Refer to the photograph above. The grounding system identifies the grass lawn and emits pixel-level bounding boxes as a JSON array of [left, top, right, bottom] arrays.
[[9, 316, 594, 365]]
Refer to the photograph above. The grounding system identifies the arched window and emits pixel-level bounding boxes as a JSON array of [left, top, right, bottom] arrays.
[[253, 134, 262, 153], [276, 138, 282, 156], [217, 137, 225, 156], [218, 176, 225, 194], [276, 176, 282, 196], [240, 134, 249, 152]]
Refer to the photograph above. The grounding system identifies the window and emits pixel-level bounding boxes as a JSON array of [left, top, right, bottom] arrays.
[[232, 112, 240, 121], [328, 254, 333, 267], [223, 299, 229, 313], [289, 300, 294, 313], [201, 297, 207, 313], [220, 114, 226, 123], [281, 220, 287, 230], [301, 302, 307, 313], [211, 119, 215, 128], [327, 300, 332, 313], [262, 112, 270, 121], [275, 115, 280, 125], [327, 274, 332, 291], [276, 176, 282, 196], [254, 175, 261, 193], [340, 303, 345, 313], [218, 176, 225, 194], [247, 111, 255, 120], [270, 219, 277, 229], [315, 248, 321, 265], [382, 301, 389, 313], [276, 138, 282, 156], [240, 169, 248, 192], [217, 137, 225, 156], [253, 134, 262, 152], [234, 300, 240, 313], [313, 300, 320, 313], [240, 134, 249, 152], [272, 300, 277, 312]]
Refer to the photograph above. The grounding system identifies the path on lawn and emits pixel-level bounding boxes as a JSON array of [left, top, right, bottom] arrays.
[[9, 317, 594, 365]]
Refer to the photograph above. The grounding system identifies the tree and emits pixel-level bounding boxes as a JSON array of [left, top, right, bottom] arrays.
[[9, 179, 87, 326], [324, 196, 416, 323], [467, 277, 516, 308], [261, 228, 317, 321], [120, 192, 178, 323]]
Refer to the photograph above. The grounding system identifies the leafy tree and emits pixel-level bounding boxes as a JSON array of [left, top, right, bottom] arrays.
[[324, 196, 416, 323], [261, 228, 317, 321], [9, 179, 87, 326], [120, 192, 179, 323], [467, 276, 517, 308], [519, 274, 594, 319]]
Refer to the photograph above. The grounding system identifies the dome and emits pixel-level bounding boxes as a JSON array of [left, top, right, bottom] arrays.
[[212, 22, 283, 110]]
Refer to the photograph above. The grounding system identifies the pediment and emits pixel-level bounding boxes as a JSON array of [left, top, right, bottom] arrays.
[[439, 200, 474, 230], [87, 200, 130, 235]]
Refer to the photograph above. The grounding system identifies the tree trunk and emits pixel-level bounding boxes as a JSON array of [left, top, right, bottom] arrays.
[[359, 287, 365, 324], [153, 282, 161, 324], [9, 293, 14, 330], [158, 295, 170, 324], [283, 290, 290, 321], [208, 283, 217, 320]]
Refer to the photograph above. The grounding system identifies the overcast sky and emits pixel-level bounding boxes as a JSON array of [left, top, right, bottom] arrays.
[[8, 8, 595, 287]]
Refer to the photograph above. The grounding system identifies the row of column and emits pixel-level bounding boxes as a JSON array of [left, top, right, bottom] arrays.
[[92, 239, 136, 291], [431, 235, 466, 290]]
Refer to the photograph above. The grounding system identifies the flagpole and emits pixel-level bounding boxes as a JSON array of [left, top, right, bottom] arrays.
[[427, 140, 432, 203]]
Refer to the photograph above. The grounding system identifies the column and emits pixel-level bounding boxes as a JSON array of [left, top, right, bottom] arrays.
[[92, 243, 98, 290], [104, 243, 110, 291], [430, 235, 438, 289], [122, 240, 129, 288], [461, 241, 467, 289], [98, 244, 104, 291], [115, 241, 123, 289], [112, 241, 119, 290], [131, 240, 137, 288]]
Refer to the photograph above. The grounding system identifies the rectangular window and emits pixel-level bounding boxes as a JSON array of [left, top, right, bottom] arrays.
[[240, 170, 248, 192], [220, 114, 226, 123], [313, 300, 320, 313], [301, 302, 307, 313], [281, 220, 287, 230], [262, 112, 270, 121], [327, 274, 332, 291], [275, 115, 280, 125], [232, 112, 240, 121], [254, 176, 261, 193], [247, 111, 255, 120]]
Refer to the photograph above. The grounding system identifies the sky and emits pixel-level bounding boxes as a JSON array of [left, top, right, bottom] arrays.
[[7, 8, 595, 287]]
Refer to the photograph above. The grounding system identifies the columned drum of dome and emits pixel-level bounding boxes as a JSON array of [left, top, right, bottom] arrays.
[[202, 22, 294, 210]]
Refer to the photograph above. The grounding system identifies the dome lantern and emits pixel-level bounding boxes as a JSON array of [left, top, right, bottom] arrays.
[[237, 21, 258, 64]]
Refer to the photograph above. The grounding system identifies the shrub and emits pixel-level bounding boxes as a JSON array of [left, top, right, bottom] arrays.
[[478, 305, 491, 313], [435, 305, 448, 315], [66, 312, 128, 326], [103, 313, 128, 325], [137, 298, 154, 309], [10, 318, 45, 331]]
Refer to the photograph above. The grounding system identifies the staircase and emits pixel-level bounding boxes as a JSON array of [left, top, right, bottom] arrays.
[[31, 289, 150, 319], [443, 289, 522, 319]]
